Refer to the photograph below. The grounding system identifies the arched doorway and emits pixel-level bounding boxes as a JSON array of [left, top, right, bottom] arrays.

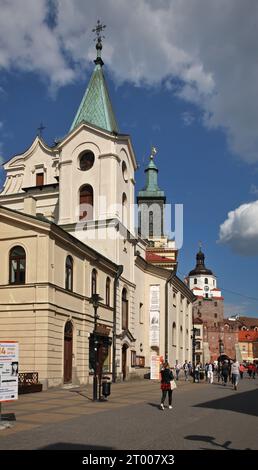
[[64, 321, 73, 383], [122, 344, 128, 381]]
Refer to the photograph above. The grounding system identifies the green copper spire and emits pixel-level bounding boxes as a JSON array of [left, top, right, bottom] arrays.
[[70, 21, 119, 134], [138, 147, 165, 198]]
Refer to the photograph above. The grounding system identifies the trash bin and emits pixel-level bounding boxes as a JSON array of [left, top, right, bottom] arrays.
[[199, 371, 205, 381], [102, 377, 111, 399]]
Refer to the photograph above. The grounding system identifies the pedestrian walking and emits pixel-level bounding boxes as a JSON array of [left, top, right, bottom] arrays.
[[247, 364, 253, 379], [183, 360, 189, 381], [239, 363, 245, 379], [231, 359, 240, 390], [205, 363, 209, 382], [160, 362, 175, 410], [195, 362, 200, 383], [175, 361, 181, 381], [221, 360, 229, 386], [207, 363, 214, 384]]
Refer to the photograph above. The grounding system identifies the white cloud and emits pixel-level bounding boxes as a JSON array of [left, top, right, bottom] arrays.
[[1, 1, 258, 161], [0, 0, 75, 88], [219, 200, 258, 255], [250, 184, 258, 196], [181, 111, 195, 127]]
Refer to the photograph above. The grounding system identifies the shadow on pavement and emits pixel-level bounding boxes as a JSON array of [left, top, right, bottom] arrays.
[[184, 435, 252, 451], [193, 388, 258, 417], [38, 443, 114, 450], [147, 402, 163, 410]]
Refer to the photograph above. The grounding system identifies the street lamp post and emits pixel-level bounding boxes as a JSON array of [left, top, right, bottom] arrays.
[[90, 293, 103, 401], [192, 327, 197, 383]]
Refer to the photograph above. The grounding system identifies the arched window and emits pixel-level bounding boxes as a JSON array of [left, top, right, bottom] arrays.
[[138, 210, 141, 235], [106, 277, 111, 306], [194, 278, 197, 285], [204, 278, 208, 284], [122, 288, 128, 330], [149, 211, 153, 237], [65, 256, 73, 291], [79, 151, 95, 171], [79, 185, 93, 221], [91, 269, 97, 296], [122, 161, 128, 182], [9, 246, 26, 284], [122, 193, 127, 225], [180, 325, 183, 349]]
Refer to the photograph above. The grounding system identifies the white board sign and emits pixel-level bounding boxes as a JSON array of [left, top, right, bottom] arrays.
[[150, 355, 161, 380], [0, 342, 19, 402]]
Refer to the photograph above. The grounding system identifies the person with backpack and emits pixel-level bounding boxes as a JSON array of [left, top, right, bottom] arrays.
[[221, 360, 230, 386]]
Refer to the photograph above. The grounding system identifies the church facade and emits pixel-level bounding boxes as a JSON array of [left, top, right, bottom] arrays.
[[0, 39, 194, 389]]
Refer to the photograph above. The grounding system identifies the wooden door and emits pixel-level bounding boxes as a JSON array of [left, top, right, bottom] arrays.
[[122, 344, 127, 381], [64, 321, 73, 383]]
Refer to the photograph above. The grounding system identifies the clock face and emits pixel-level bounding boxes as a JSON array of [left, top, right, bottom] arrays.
[[204, 285, 209, 292]]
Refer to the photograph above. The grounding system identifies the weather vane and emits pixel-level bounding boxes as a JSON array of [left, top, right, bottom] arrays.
[[150, 146, 157, 160], [199, 240, 202, 251], [37, 122, 46, 138], [92, 20, 106, 59]]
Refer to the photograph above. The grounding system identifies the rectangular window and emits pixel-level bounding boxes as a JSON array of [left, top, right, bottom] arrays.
[[122, 298, 128, 330], [36, 172, 44, 186], [214, 301, 218, 307], [131, 351, 136, 367], [199, 301, 202, 306], [195, 329, 201, 337], [136, 356, 145, 367]]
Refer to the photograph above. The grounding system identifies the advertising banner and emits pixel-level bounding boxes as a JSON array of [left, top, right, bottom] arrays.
[[0, 342, 19, 402], [149, 285, 160, 347]]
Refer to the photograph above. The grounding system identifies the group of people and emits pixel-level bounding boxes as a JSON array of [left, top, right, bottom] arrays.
[[159, 359, 258, 409]]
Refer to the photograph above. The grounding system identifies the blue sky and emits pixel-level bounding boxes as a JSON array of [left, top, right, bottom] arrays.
[[0, 0, 258, 317]]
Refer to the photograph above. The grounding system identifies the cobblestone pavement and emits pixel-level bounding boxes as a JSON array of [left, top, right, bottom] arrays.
[[0, 376, 257, 450]]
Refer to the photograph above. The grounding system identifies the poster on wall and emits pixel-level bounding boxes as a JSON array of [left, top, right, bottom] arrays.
[[0, 342, 19, 402], [149, 285, 160, 347], [150, 355, 161, 380]]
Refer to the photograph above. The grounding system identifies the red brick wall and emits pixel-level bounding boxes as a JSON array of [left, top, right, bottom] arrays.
[[193, 297, 224, 326], [203, 325, 238, 362]]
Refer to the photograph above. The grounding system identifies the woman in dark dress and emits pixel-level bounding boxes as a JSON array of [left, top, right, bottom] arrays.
[[160, 362, 174, 410]]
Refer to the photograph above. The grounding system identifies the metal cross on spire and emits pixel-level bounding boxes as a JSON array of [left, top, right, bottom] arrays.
[[92, 20, 106, 63], [199, 240, 202, 252], [37, 122, 46, 138], [92, 20, 106, 41]]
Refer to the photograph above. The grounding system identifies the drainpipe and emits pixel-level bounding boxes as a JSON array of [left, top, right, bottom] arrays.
[[112, 265, 123, 383], [165, 270, 176, 362]]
